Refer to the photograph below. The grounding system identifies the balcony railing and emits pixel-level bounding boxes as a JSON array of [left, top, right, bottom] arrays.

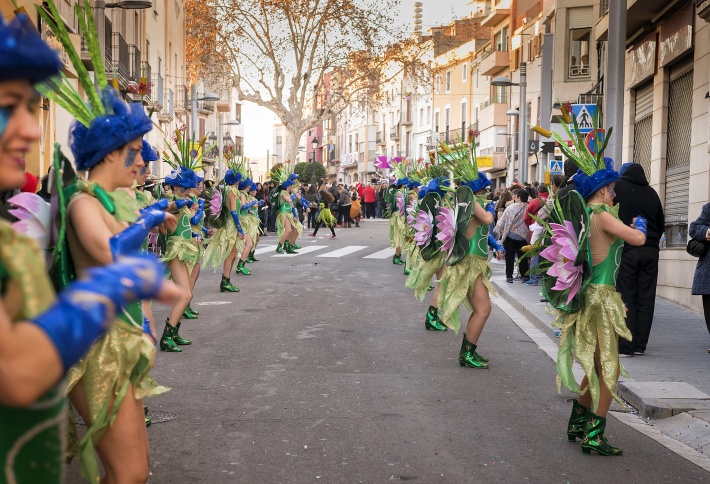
[[515, 3, 541, 30], [481, 92, 508, 109], [152, 73, 164, 107], [376, 131, 384, 144], [401, 111, 413, 125], [439, 128, 462, 144], [112, 32, 129, 85], [389, 124, 400, 140], [128, 44, 141, 82], [600, 0, 609, 16], [578, 93, 603, 105]]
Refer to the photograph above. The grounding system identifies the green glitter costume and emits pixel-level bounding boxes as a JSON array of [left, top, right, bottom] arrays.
[[202, 186, 242, 270], [161, 195, 200, 273]]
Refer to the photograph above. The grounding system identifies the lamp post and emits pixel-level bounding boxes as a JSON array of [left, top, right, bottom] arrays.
[[311, 136, 318, 163], [93, 1, 152, 89], [493, 72, 528, 183], [217, 115, 240, 179]]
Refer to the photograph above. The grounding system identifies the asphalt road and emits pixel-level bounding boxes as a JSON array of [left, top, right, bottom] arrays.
[[67, 219, 709, 483]]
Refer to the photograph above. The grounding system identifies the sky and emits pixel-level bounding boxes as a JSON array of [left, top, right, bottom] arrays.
[[242, 0, 473, 158]]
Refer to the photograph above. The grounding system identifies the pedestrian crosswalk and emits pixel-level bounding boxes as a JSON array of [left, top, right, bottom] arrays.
[[250, 244, 397, 260]]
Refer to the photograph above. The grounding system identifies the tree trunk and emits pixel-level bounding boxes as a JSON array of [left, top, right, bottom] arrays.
[[284, 128, 302, 166]]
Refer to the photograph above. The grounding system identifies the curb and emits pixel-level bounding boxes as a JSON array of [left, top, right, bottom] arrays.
[[490, 279, 558, 341]]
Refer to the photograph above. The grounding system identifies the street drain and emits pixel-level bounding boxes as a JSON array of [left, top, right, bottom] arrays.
[[74, 409, 178, 425]]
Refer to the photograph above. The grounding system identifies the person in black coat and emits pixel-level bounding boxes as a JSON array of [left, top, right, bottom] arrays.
[[689, 203, 710, 353], [614, 163, 665, 356]]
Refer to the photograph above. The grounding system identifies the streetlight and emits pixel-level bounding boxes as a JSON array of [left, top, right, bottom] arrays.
[[217, 116, 240, 179], [311, 136, 319, 163], [492, 66, 528, 183]]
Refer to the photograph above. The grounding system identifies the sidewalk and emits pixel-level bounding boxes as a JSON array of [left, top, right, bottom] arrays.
[[488, 260, 710, 458]]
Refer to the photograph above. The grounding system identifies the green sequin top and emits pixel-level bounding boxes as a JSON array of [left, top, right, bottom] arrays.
[[588, 204, 623, 287], [467, 198, 490, 259]]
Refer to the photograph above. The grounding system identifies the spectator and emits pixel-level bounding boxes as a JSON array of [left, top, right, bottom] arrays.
[[494, 190, 513, 223], [356, 182, 365, 202], [615, 163, 665, 357], [690, 203, 710, 353], [494, 189, 531, 283], [20, 172, 38, 193], [337, 185, 352, 227], [523, 184, 550, 286], [304, 184, 319, 229], [363, 182, 376, 219], [376, 183, 386, 218], [350, 191, 361, 227]]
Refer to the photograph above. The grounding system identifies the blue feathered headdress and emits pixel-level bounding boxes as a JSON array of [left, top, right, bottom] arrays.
[[165, 166, 198, 189], [69, 88, 153, 171], [573, 157, 620, 199], [418, 177, 450, 198], [396, 177, 410, 187], [461, 172, 491, 194], [225, 169, 242, 186], [238, 177, 252, 191], [0, 12, 61, 84], [249, 182, 258, 192], [141, 140, 158, 162]]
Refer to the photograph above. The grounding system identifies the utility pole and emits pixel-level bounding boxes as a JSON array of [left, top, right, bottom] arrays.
[[518, 62, 528, 183], [606, 0, 627, 170]]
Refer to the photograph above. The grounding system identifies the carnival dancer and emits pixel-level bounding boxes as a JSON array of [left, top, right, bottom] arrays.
[[0, 10, 176, 483], [202, 163, 245, 292], [309, 190, 338, 239], [402, 178, 421, 276], [30, 1, 186, 480], [183, 177, 211, 319], [532, 113, 646, 456], [271, 165, 301, 254], [244, 181, 262, 262], [435, 140, 500, 368], [234, 174, 258, 275], [160, 132, 208, 351]]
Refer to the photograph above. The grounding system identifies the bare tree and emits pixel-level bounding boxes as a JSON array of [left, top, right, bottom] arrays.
[[191, 0, 430, 164]]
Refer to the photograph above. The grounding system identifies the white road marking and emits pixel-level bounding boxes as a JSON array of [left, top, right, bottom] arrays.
[[272, 245, 328, 258], [363, 247, 396, 259], [254, 245, 278, 255], [196, 301, 233, 306], [317, 246, 369, 258]]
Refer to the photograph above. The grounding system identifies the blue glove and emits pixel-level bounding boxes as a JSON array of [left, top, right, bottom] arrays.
[[198, 198, 204, 210], [240, 200, 258, 212], [142, 316, 155, 343], [487, 234, 505, 253], [30, 254, 166, 373], [258, 199, 264, 206], [301, 199, 311, 209], [485, 202, 496, 215], [230, 210, 244, 235], [109, 209, 166, 260], [202, 226, 209, 236], [633, 216, 648, 235], [174, 199, 194, 209], [190, 204, 205, 225], [292, 207, 299, 219], [142, 198, 169, 213], [291, 194, 296, 202]]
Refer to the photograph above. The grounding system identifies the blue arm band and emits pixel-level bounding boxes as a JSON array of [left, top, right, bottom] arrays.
[[487, 234, 504, 253], [240, 201, 257, 212], [230, 210, 244, 235], [292, 207, 299, 218], [202, 226, 208, 235], [174, 199, 193, 209], [633, 216, 648, 236], [142, 198, 169, 213], [29, 254, 165, 373], [190, 207, 204, 225], [109, 210, 166, 260]]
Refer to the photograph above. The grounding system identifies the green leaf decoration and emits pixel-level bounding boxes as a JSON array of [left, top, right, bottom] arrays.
[[419, 192, 442, 261], [447, 185, 473, 266]]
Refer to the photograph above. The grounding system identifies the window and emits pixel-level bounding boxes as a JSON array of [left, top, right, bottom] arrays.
[[462, 63, 468, 82], [434, 111, 440, 132], [426, 106, 431, 123], [445, 71, 451, 92], [514, 49, 521, 70], [419, 108, 424, 125], [475, 69, 479, 88], [276, 136, 283, 145], [527, 39, 534, 62], [435, 75, 441, 94], [494, 27, 509, 51], [444, 108, 450, 131], [461, 101, 467, 128], [568, 28, 591, 78]]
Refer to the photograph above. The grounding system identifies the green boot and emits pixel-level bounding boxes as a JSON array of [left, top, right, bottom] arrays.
[[284, 241, 297, 254], [404, 266, 411, 276], [236, 259, 251, 275], [188, 306, 200, 316], [392, 254, 404, 265], [567, 399, 587, 441], [458, 335, 488, 368], [424, 305, 447, 331], [581, 411, 623, 456], [220, 275, 240, 293], [182, 305, 199, 319], [276, 242, 284, 254], [159, 322, 182, 352], [291, 241, 302, 250], [247, 250, 259, 262], [173, 321, 192, 345]]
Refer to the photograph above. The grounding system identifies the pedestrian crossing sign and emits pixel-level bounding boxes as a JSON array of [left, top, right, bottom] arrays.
[[570, 104, 597, 134], [549, 159, 564, 175]]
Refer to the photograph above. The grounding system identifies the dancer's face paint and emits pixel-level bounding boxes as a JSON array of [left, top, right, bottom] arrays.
[[0, 80, 40, 191], [124, 147, 139, 168]]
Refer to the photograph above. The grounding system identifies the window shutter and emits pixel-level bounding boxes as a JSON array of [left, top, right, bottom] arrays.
[[633, 82, 653, 179], [568, 7, 593, 29]]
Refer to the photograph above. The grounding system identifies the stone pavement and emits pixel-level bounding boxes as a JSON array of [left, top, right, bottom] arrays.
[[488, 259, 710, 458]]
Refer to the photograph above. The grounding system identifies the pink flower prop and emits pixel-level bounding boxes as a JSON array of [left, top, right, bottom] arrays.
[[413, 208, 434, 247], [540, 220, 583, 304], [375, 156, 391, 170], [210, 189, 223, 218], [8, 193, 50, 249], [396, 192, 405, 216], [435, 206, 456, 257]]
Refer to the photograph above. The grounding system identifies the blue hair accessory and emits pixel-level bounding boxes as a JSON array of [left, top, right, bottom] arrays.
[[396, 177, 410, 187], [141, 140, 158, 162], [249, 182, 258, 192], [0, 13, 62, 84], [165, 167, 198, 189], [69, 89, 153, 171], [225, 169, 242, 186], [238, 177, 252, 191], [573, 157, 620, 199], [406, 179, 420, 190], [282, 179, 295, 189], [461, 172, 491, 193]]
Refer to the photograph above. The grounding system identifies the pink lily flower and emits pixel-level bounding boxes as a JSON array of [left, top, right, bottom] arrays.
[[540, 220, 584, 304]]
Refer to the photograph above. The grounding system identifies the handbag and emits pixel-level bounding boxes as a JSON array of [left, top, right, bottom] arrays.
[[686, 238, 709, 258]]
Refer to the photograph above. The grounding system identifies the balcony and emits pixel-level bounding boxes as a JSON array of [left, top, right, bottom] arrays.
[[439, 128, 462, 144], [174, 86, 188, 115], [197, 97, 215, 114], [389, 124, 400, 140], [480, 48, 509, 76], [112, 32, 129, 88], [578, 93, 603, 105], [128, 44, 141, 84], [157, 88, 174, 123], [481, 7, 509, 27], [376, 131, 385, 145], [401, 111, 413, 126], [150, 73, 164, 111], [480, 100, 510, 129], [514, 3, 541, 30]]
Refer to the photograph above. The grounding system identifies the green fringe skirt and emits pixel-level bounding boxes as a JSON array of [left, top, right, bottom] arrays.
[[405, 251, 445, 301], [437, 255, 493, 333]]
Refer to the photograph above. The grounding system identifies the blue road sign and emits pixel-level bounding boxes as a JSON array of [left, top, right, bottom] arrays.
[[549, 159, 564, 175], [570, 104, 597, 134]]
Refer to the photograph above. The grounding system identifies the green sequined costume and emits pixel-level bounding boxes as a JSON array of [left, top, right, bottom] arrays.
[[553, 204, 631, 412], [161, 195, 200, 273], [437, 200, 494, 333], [276, 202, 302, 239], [202, 186, 241, 271], [65, 184, 168, 482], [0, 221, 65, 484], [243, 195, 260, 245]]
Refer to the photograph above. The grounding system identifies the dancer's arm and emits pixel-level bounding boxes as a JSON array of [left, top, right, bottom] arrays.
[[227, 191, 245, 237], [597, 211, 646, 246], [472, 202, 494, 226]]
